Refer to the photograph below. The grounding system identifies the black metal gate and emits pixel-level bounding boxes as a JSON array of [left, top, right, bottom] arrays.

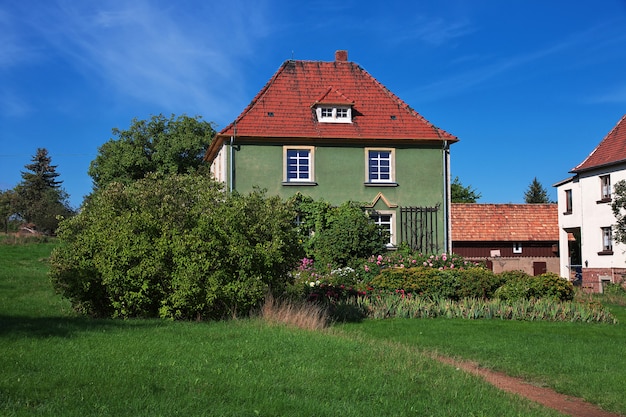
[[399, 205, 440, 253]]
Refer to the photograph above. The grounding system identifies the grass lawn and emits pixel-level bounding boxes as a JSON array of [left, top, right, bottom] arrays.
[[1, 242, 623, 416]]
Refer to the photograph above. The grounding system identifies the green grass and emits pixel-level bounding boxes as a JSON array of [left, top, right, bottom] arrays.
[[339, 314, 626, 415], [0, 242, 620, 416]]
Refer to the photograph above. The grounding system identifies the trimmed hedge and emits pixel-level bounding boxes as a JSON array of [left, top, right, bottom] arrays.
[[370, 267, 573, 302]]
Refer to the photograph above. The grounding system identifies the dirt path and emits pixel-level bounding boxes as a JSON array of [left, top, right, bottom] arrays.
[[435, 355, 623, 417]]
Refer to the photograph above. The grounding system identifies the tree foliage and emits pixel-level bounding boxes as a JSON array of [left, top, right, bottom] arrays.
[[0, 189, 17, 233], [611, 179, 626, 245], [450, 176, 481, 203], [13, 148, 74, 234], [88, 114, 215, 190], [49, 174, 303, 320], [524, 177, 550, 203], [290, 194, 388, 268]]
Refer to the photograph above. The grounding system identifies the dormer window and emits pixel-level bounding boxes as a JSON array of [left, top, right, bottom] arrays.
[[316, 105, 352, 123]]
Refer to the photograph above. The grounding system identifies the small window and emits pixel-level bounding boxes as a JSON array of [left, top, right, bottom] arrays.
[[315, 106, 352, 123], [283, 146, 315, 183], [370, 212, 394, 247], [601, 227, 613, 253], [513, 242, 522, 254], [600, 175, 611, 201], [366, 148, 395, 184], [564, 189, 573, 214]]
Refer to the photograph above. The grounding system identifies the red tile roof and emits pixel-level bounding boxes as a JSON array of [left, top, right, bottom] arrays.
[[451, 203, 558, 242], [572, 114, 626, 173], [205, 54, 457, 162]]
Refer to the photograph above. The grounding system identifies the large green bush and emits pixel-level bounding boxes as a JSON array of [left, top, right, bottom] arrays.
[[494, 272, 574, 301], [49, 174, 303, 320], [290, 194, 388, 268]]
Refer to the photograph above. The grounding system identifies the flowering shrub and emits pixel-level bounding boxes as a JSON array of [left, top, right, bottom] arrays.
[[360, 252, 482, 285]]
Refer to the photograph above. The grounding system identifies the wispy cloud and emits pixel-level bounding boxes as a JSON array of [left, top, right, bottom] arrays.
[[408, 23, 623, 102], [12, 0, 271, 122], [586, 84, 626, 104], [391, 17, 474, 46]]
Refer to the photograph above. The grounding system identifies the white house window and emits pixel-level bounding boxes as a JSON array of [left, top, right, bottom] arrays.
[[315, 105, 352, 123], [366, 148, 395, 184], [283, 146, 315, 183], [600, 175, 611, 200], [370, 212, 394, 247], [564, 189, 573, 214], [320, 107, 333, 118], [601, 227, 613, 253], [513, 242, 522, 254]]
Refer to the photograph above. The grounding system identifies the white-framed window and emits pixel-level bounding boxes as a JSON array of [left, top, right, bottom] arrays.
[[366, 148, 395, 183], [370, 211, 395, 247], [601, 227, 613, 253], [513, 242, 522, 254], [315, 105, 352, 123], [336, 107, 349, 118], [283, 146, 314, 183], [600, 175, 611, 200]]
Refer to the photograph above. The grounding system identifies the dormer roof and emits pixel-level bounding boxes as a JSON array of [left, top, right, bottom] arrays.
[[313, 87, 354, 106], [571, 114, 626, 173], [205, 51, 457, 163]]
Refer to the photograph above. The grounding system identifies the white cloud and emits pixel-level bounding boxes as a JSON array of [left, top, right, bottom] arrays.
[[15, 0, 271, 121]]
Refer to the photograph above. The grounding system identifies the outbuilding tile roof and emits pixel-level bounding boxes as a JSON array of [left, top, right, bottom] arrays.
[[451, 203, 558, 242], [572, 114, 626, 173], [205, 52, 457, 162]]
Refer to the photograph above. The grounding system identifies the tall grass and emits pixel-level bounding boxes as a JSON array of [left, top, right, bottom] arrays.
[[259, 294, 329, 330], [348, 293, 617, 323]]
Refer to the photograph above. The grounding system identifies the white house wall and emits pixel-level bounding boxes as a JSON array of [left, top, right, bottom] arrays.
[[210, 144, 227, 184], [557, 162, 626, 287]]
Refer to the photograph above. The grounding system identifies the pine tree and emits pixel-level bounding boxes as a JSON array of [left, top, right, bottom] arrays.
[[14, 148, 74, 234], [524, 177, 550, 203]]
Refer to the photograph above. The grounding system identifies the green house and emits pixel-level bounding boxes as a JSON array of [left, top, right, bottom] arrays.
[[204, 51, 458, 253]]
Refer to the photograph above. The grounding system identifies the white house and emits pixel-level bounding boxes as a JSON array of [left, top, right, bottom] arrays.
[[555, 114, 626, 291]]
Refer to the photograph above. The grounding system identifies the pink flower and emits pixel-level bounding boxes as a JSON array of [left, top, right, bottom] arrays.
[[376, 261, 381, 265], [364, 265, 370, 272], [377, 255, 383, 261], [423, 262, 428, 266], [442, 254, 447, 262]]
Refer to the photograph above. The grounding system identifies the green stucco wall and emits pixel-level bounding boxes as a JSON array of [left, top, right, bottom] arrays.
[[225, 143, 447, 251]]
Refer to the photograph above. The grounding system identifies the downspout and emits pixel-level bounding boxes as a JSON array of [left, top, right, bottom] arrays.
[[442, 140, 450, 253], [229, 121, 237, 193], [229, 136, 234, 193]]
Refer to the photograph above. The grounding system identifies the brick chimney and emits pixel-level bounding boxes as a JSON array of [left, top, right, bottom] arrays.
[[335, 50, 348, 62]]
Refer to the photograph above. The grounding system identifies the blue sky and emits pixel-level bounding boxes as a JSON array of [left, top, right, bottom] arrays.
[[1, 1, 626, 208]]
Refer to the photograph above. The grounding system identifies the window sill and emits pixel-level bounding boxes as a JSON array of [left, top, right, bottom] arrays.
[[597, 250, 614, 256], [563, 211, 572, 215], [282, 181, 318, 186], [596, 198, 612, 204], [364, 182, 399, 187]]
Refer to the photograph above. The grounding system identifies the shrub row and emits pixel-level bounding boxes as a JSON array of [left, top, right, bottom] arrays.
[[369, 267, 574, 302]]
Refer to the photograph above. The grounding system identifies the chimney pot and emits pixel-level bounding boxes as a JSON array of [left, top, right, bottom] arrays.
[[335, 50, 348, 62]]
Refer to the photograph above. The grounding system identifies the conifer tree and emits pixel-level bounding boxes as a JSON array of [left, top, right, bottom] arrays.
[[14, 148, 74, 234], [524, 177, 550, 203]]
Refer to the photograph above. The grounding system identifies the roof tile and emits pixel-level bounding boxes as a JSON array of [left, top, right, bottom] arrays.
[[205, 58, 457, 162], [451, 204, 558, 242], [572, 114, 626, 172]]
